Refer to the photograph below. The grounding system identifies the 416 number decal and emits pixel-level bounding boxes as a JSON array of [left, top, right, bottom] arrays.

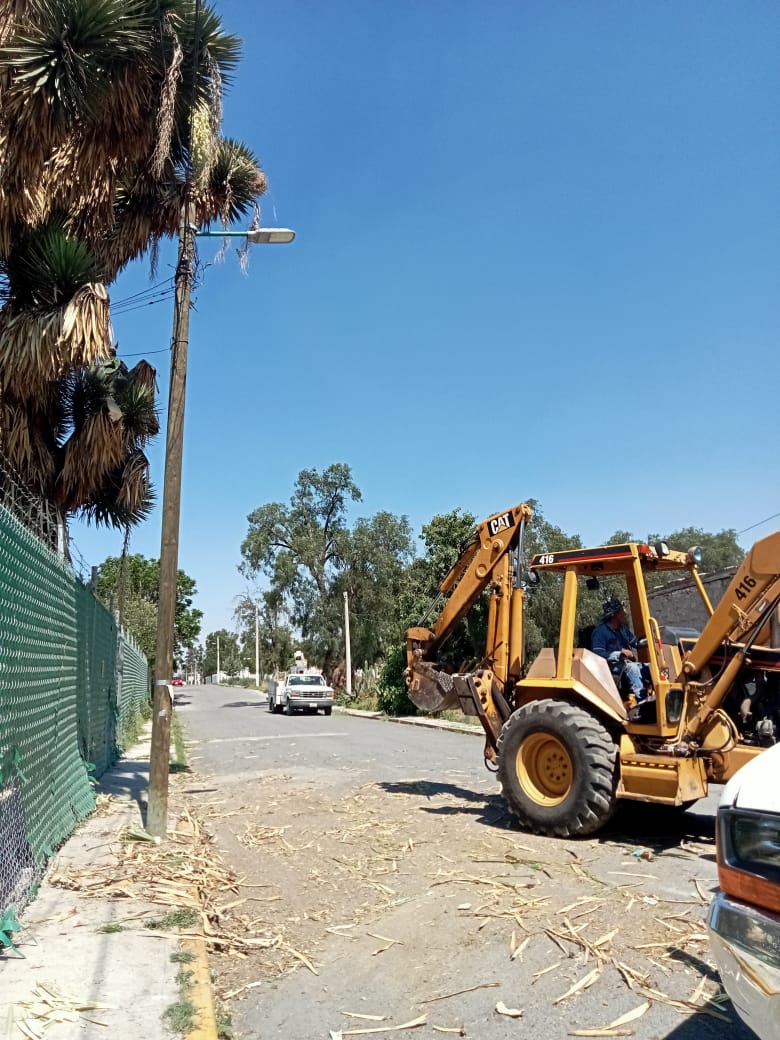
[[735, 574, 757, 601]]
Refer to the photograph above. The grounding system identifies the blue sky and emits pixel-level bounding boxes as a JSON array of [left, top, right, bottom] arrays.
[[71, 1, 780, 640]]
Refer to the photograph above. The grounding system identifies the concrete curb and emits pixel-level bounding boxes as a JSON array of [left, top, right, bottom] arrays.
[[241, 692, 482, 736], [182, 932, 219, 1040], [333, 705, 483, 735]]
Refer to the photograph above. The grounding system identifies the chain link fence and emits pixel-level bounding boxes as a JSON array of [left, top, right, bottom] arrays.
[[0, 502, 150, 918], [0, 451, 60, 554]]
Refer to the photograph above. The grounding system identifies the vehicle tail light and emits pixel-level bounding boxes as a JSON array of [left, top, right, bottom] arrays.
[[717, 807, 780, 915]]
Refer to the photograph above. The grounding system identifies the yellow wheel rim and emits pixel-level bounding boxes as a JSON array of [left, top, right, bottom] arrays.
[[516, 733, 573, 806]]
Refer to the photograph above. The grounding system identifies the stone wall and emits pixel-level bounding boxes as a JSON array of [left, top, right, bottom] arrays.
[[647, 566, 780, 646], [646, 568, 737, 633]]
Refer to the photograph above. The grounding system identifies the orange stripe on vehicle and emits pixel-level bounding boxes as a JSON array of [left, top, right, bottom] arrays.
[[718, 863, 780, 915]]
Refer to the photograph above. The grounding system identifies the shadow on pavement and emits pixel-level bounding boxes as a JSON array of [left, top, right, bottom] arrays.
[[221, 700, 267, 709], [97, 760, 150, 824], [668, 947, 721, 982], [661, 1007, 753, 1040], [379, 779, 512, 827], [378, 780, 719, 854], [600, 802, 716, 854]]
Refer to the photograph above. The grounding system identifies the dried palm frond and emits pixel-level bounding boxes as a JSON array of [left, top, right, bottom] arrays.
[[175, 0, 240, 109], [0, 399, 57, 491], [103, 169, 182, 276], [77, 449, 154, 528], [207, 51, 223, 149], [59, 282, 113, 366], [0, 284, 112, 399], [0, 306, 67, 397], [58, 408, 124, 504], [116, 449, 152, 512], [151, 26, 183, 180], [190, 101, 218, 185], [127, 359, 157, 392], [37, 145, 120, 239]]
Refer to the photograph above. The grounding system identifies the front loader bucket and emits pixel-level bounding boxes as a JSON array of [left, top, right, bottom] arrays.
[[405, 661, 460, 713]]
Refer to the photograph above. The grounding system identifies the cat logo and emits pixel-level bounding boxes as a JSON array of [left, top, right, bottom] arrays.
[[488, 512, 515, 537]]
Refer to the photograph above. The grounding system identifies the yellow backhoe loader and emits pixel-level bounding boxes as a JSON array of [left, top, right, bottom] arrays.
[[405, 502, 780, 837]]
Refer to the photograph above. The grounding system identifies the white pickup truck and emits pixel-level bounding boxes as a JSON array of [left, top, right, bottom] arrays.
[[267, 672, 335, 716], [707, 742, 780, 1040]]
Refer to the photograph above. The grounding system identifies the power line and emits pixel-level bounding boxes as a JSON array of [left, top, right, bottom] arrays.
[[738, 511, 780, 536], [112, 277, 174, 307], [117, 346, 171, 359], [112, 287, 176, 315]]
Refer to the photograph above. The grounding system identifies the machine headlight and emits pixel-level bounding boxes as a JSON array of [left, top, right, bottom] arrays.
[[717, 807, 780, 915], [731, 813, 780, 873], [654, 541, 670, 557], [688, 545, 703, 566]]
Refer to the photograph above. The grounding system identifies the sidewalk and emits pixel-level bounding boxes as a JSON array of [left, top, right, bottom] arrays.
[[0, 730, 186, 1040]]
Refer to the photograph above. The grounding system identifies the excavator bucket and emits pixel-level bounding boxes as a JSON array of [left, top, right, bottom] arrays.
[[405, 661, 461, 713]]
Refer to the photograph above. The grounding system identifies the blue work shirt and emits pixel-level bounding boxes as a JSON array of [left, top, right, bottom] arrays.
[[591, 622, 638, 665]]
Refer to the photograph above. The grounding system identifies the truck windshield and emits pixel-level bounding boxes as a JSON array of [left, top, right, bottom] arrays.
[[288, 675, 325, 686]]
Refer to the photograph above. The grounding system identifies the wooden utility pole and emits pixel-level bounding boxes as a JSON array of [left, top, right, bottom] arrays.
[[344, 590, 352, 698], [147, 205, 194, 838], [255, 601, 260, 688]]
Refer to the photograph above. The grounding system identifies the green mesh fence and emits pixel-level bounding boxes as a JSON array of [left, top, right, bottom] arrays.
[[0, 504, 150, 917], [117, 629, 151, 754]]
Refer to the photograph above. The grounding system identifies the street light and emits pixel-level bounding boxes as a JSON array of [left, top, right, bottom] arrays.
[[191, 226, 296, 244], [146, 217, 295, 838]]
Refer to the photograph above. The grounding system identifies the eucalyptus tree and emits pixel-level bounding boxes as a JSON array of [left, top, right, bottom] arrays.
[[233, 590, 294, 676], [0, 0, 266, 527], [241, 465, 416, 673], [203, 628, 241, 678]]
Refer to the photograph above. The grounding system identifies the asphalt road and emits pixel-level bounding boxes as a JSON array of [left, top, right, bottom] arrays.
[[176, 684, 755, 1040]]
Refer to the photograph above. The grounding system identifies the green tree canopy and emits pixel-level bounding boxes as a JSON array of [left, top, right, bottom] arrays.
[[337, 510, 415, 665], [233, 591, 294, 676], [96, 553, 202, 666], [378, 507, 477, 715], [204, 629, 241, 677], [240, 464, 414, 673], [602, 525, 745, 590]]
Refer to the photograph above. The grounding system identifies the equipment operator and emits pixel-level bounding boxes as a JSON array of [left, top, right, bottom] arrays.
[[591, 598, 650, 703]]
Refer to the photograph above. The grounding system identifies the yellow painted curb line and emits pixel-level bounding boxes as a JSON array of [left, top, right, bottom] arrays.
[[182, 933, 218, 1040]]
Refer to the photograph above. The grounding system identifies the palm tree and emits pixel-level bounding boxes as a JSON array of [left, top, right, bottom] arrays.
[[0, 0, 266, 528]]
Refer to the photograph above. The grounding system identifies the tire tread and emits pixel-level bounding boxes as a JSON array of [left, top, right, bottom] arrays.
[[497, 699, 619, 838]]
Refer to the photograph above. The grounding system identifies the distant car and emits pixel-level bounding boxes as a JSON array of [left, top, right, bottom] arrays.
[[171, 678, 184, 686], [707, 744, 780, 1040]]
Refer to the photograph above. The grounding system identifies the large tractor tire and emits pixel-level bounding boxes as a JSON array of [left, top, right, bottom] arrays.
[[497, 699, 619, 838]]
